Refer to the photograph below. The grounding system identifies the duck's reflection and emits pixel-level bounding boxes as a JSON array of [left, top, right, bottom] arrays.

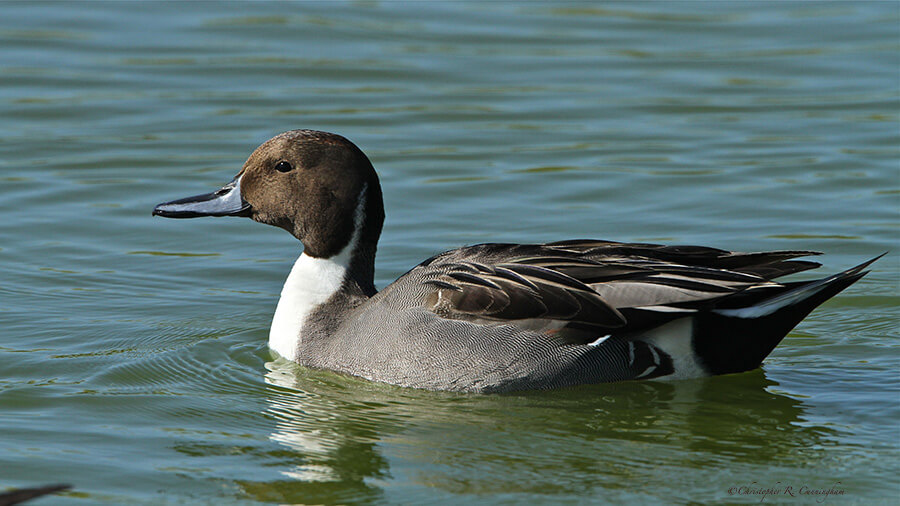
[[246, 360, 397, 504], [247, 360, 835, 502]]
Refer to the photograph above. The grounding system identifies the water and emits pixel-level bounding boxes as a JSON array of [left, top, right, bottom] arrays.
[[1, 1, 898, 504]]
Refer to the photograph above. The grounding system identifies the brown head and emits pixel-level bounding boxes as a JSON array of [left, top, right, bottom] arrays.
[[153, 130, 385, 288]]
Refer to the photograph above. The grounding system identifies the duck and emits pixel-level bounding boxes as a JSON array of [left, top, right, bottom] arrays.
[[153, 129, 879, 393]]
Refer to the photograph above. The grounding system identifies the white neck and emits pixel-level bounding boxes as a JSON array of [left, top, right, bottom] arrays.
[[268, 249, 352, 361], [267, 185, 366, 361]]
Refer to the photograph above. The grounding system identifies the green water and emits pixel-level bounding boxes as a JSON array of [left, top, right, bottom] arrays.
[[2, 2, 898, 504]]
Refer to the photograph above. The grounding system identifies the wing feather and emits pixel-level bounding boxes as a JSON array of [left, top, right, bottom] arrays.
[[416, 239, 824, 344]]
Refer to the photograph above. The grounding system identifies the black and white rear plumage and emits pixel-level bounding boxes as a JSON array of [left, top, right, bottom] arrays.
[[153, 130, 880, 392]]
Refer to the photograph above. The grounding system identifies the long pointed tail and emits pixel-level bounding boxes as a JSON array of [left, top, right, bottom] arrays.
[[692, 254, 883, 375]]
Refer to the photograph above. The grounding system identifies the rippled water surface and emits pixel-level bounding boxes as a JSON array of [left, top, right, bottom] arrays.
[[2, 2, 898, 504]]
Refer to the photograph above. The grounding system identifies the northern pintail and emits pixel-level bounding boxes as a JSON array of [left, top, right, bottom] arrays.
[[153, 130, 879, 392]]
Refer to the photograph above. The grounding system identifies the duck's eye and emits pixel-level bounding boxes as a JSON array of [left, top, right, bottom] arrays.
[[274, 161, 293, 173]]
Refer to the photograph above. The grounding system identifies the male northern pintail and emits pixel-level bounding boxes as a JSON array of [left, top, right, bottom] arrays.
[[153, 130, 879, 392]]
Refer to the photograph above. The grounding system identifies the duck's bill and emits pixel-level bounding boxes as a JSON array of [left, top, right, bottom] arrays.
[[152, 176, 251, 218]]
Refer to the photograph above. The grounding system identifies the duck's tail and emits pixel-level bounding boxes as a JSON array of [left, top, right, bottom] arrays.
[[691, 254, 883, 375]]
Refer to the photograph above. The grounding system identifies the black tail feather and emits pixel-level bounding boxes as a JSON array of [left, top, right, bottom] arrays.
[[692, 255, 879, 376]]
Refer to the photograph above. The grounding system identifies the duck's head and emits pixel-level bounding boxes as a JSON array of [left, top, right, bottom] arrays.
[[153, 130, 384, 260]]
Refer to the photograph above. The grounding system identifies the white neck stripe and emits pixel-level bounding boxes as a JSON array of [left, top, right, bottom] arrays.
[[268, 184, 367, 361]]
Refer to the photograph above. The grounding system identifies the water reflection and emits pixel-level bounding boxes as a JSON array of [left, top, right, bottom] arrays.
[[253, 360, 836, 501], [247, 361, 401, 503]]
